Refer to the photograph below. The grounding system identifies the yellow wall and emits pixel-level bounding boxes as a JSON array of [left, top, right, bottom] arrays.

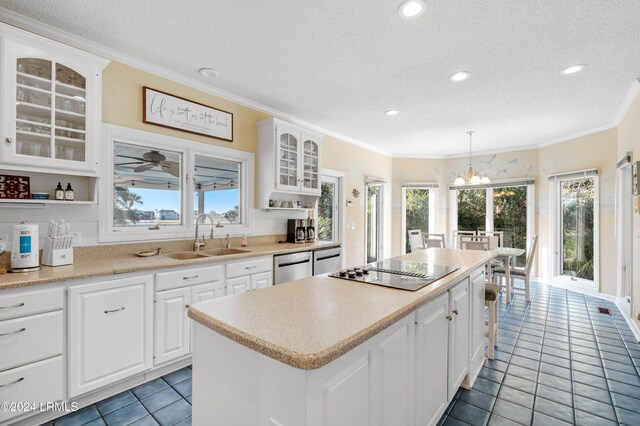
[[617, 89, 640, 325]]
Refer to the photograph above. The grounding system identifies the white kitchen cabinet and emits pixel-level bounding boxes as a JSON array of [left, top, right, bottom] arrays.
[[0, 24, 108, 173], [251, 271, 273, 290], [68, 275, 153, 397], [468, 269, 486, 385], [191, 282, 222, 302], [226, 275, 251, 295], [154, 287, 190, 366], [416, 291, 450, 426], [448, 278, 470, 401], [256, 118, 322, 208]]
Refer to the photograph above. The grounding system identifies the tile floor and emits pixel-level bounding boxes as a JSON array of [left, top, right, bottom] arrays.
[[438, 281, 640, 426], [44, 366, 193, 426], [46, 282, 640, 426]]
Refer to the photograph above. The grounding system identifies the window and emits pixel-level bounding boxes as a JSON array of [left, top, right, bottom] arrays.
[[113, 142, 182, 227], [401, 185, 438, 254], [366, 182, 384, 263], [101, 125, 254, 242], [451, 181, 535, 267], [457, 189, 487, 233], [318, 176, 338, 242], [194, 155, 241, 225], [561, 178, 595, 280]]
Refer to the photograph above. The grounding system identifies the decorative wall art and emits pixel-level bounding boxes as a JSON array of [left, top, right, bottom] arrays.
[[143, 87, 233, 142]]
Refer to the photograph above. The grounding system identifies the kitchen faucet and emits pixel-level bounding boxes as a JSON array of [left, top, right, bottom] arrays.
[[194, 213, 215, 251]]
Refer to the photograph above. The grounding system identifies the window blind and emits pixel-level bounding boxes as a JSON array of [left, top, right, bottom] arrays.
[[402, 182, 438, 189], [547, 169, 598, 182], [449, 179, 535, 190]]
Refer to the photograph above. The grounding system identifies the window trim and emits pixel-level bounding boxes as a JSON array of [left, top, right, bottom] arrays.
[[100, 124, 254, 243], [401, 184, 438, 254]]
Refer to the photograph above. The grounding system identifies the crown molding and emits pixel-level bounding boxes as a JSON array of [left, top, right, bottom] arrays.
[[0, 7, 392, 158], [613, 78, 640, 126]]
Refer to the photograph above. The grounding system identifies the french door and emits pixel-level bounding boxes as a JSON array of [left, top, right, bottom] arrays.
[[366, 182, 384, 263], [551, 172, 599, 290]]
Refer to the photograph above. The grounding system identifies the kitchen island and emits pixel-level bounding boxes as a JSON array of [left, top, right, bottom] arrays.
[[188, 248, 495, 426]]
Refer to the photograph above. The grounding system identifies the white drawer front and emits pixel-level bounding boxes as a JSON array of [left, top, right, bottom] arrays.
[[156, 265, 222, 291], [226, 256, 272, 279], [0, 310, 63, 372], [0, 356, 64, 423], [0, 287, 63, 321]]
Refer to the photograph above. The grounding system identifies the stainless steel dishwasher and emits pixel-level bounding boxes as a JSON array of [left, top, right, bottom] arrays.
[[313, 246, 342, 275], [273, 250, 313, 284]]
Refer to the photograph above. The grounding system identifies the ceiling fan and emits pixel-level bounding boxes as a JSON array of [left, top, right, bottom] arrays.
[[116, 150, 180, 177]]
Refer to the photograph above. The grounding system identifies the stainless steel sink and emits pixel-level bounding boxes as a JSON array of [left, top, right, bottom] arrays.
[[199, 248, 251, 256], [164, 252, 211, 260]]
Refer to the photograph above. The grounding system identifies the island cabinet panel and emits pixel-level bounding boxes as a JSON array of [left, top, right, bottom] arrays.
[[154, 287, 190, 366], [416, 291, 450, 426], [68, 275, 153, 397], [448, 277, 470, 401], [468, 269, 486, 385]]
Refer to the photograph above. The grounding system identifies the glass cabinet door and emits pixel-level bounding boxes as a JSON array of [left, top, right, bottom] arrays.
[[302, 138, 320, 193], [14, 58, 86, 163], [277, 131, 299, 190]]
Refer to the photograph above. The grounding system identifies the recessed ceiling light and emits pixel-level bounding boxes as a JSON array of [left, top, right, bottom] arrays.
[[199, 68, 220, 78], [385, 110, 399, 116], [398, 0, 426, 19], [562, 64, 585, 75], [449, 71, 470, 82]]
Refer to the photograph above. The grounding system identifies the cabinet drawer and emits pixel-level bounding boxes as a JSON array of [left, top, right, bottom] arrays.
[[226, 256, 272, 279], [0, 287, 63, 321], [156, 265, 222, 291], [0, 356, 64, 423], [0, 310, 63, 372]]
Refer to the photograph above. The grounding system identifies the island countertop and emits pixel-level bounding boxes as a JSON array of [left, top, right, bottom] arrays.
[[188, 248, 496, 370]]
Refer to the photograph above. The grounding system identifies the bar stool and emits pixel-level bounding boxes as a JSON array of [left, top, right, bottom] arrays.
[[485, 282, 499, 359]]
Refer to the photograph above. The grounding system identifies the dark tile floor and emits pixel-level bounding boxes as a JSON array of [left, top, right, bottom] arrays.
[[439, 282, 640, 426], [44, 366, 192, 426], [46, 282, 640, 426]]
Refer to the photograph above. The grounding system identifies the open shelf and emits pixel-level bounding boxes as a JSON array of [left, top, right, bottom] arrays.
[[0, 198, 96, 206], [264, 207, 313, 212]]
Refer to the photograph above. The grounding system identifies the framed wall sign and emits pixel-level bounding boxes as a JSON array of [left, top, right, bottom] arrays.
[[143, 87, 233, 142]]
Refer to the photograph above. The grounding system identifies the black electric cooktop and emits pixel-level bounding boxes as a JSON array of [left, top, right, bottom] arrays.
[[329, 259, 459, 291]]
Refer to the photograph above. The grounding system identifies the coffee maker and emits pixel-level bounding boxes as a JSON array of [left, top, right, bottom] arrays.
[[287, 219, 307, 244], [305, 219, 316, 242]]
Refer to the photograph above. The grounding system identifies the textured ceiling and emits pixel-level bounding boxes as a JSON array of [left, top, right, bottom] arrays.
[[2, 0, 639, 156]]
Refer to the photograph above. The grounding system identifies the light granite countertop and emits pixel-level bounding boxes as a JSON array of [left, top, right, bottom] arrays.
[[0, 240, 340, 290], [188, 248, 496, 370]]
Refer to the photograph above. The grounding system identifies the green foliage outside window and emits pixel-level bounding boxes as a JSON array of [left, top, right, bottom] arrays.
[[404, 189, 429, 253]]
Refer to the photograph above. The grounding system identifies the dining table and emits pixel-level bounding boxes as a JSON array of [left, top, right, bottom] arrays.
[[493, 247, 526, 303]]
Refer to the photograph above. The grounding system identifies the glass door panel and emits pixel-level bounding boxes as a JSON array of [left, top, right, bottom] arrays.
[[366, 183, 383, 263], [404, 188, 430, 253], [457, 189, 486, 233], [303, 139, 319, 191], [561, 178, 595, 281], [278, 132, 298, 188], [493, 186, 528, 266]]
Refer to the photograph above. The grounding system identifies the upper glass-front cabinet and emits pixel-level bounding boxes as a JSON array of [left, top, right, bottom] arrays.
[[1, 32, 108, 173], [277, 129, 299, 191], [272, 123, 321, 194], [302, 137, 320, 193]]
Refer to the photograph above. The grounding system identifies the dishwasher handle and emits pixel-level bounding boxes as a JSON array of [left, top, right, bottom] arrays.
[[316, 253, 341, 261], [278, 258, 311, 268]]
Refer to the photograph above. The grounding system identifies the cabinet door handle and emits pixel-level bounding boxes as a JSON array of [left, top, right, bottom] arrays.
[[104, 306, 125, 314], [453, 309, 459, 315], [183, 275, 199, 280], [0, 377, 23, 388], [446, 315, 453, 321], [4, 137, 12, 144], [185, 304, 190, 308], [0, 302, 24, 310], [0, 327, 26, 337], [245, 266, 257, 270]]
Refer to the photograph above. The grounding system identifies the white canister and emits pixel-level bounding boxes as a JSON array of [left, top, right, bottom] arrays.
[[10, 222, 40, 270]]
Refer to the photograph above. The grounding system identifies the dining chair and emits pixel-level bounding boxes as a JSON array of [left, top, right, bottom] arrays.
[[485, 282, 499, 359], [453, 230, 476, 248], [493, 236, 538, 302], [407, 229, 425, 252], [478, 231, 503, 249], [423, 233, 446, 248], [459, 235, 491, 251]]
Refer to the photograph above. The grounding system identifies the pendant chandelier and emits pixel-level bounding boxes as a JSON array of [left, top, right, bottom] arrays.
[[454, 131, 490, 186]]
